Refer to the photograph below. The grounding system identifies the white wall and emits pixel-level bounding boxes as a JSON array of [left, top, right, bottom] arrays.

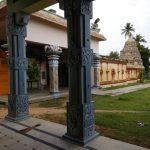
[[27, 19, 99, 53]]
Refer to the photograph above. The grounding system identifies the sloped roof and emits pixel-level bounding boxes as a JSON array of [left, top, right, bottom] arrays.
[[120, 38, 143, 67], [0, 0, 106, 42]]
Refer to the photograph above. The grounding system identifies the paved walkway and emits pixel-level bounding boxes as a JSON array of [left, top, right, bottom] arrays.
[[92, 83, 150, 96], [0, 117, 149, 150], [0, 83, 150, 104], [0, 90, 68, 105]]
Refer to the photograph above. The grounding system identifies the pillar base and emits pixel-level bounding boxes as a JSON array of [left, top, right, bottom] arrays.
[[63, 102, 99, 146], [6, 94, 29, 122], [92, 85, 102, 89], [50, 91, 61, 99], [62, 132, 99, 146], [5, 115, 30, 122]]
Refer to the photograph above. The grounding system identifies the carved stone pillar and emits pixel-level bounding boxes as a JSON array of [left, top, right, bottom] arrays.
[[45, 45, 62, 94], [6, 11, 30, 121], [38, 61, 47, 90], [60, 0, 98, 145], [93, 53, 101, 88]]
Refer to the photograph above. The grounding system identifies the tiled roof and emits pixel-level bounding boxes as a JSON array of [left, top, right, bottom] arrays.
[[0, 0, 106, 41]]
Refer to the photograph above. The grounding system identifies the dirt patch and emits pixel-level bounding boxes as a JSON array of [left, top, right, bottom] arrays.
[[29, 107, 66, 116], [1, 105, 148, 120], [0, 108, 7, 119], [37, 113, 66, 125], [0, 106, 66, 119]]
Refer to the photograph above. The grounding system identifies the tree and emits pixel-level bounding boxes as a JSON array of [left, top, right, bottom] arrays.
[[138, 45, 150, 78], [134, 34, 147, 44], [121, 23, 135, 38], [27, 58, 39, 81], [133, 34, 150, 78], [109, 51, 119, 59]]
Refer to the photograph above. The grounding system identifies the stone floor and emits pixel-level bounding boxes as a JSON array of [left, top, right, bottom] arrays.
[[0, 89, 68, 105], [0, 83, 150, 105], [0, 117, 149, 150], [93, 83, 150, 96]]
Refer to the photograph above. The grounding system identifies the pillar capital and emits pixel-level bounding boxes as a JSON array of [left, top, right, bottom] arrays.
[[60, 0, 94, 19], [45, 45, 62, 56], [6, 12, 30, 37]]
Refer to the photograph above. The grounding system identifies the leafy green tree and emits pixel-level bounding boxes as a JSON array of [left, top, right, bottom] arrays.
[[138, 70, 145, 83], [27, 59, 39, 81], [121, 23, 135, 38], [134, 34, 147, 44], [133, 34, 150, 78], [109, 51, 119, 59], [138, 45, 150, 78]]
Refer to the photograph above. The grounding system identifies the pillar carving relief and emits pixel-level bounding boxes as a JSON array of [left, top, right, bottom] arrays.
[[6, 11, 30, 121], [45, 45, 62, 94], [92, 53, 101, 88]]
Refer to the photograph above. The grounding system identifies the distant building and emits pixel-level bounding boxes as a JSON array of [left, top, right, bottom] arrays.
[[98, 38, 144, 87]]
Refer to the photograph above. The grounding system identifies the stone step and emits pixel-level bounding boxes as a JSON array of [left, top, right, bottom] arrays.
[[0, 117, 149, 150]]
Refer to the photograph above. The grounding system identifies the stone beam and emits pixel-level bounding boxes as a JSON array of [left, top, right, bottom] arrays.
[[10, 0, 57, 13]]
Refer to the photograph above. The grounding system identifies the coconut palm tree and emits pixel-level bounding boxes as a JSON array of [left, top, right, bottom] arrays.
[[134, 34, 147, 44], [121, 23, 135, 38]]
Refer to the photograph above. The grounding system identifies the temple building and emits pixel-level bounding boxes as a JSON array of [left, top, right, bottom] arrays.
[[0, 0, 144, 95], [98, 38, 144, 87]]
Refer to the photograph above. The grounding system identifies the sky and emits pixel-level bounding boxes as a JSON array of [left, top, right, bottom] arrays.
[[47, 0, 150, 55], [0, 0, 149, 55]]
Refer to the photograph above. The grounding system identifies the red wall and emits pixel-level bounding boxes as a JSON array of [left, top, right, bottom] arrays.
[[0, 50, 9, 95]]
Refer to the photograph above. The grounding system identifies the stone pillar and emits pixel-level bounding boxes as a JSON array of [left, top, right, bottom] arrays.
[[92, 53, 101, 88], [60, 0, 98, 145], [38, 61, 47, 90], [6, 11, 30, 121], [45, 45, 62, 94]]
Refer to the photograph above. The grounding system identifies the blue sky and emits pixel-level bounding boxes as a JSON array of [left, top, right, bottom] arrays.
[[47, 0, 150, 55]]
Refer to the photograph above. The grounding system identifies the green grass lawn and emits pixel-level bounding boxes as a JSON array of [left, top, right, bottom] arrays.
[[35, 88, 150, 148], [95, 112, 150, 148], [93, 88, 150, 111]]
